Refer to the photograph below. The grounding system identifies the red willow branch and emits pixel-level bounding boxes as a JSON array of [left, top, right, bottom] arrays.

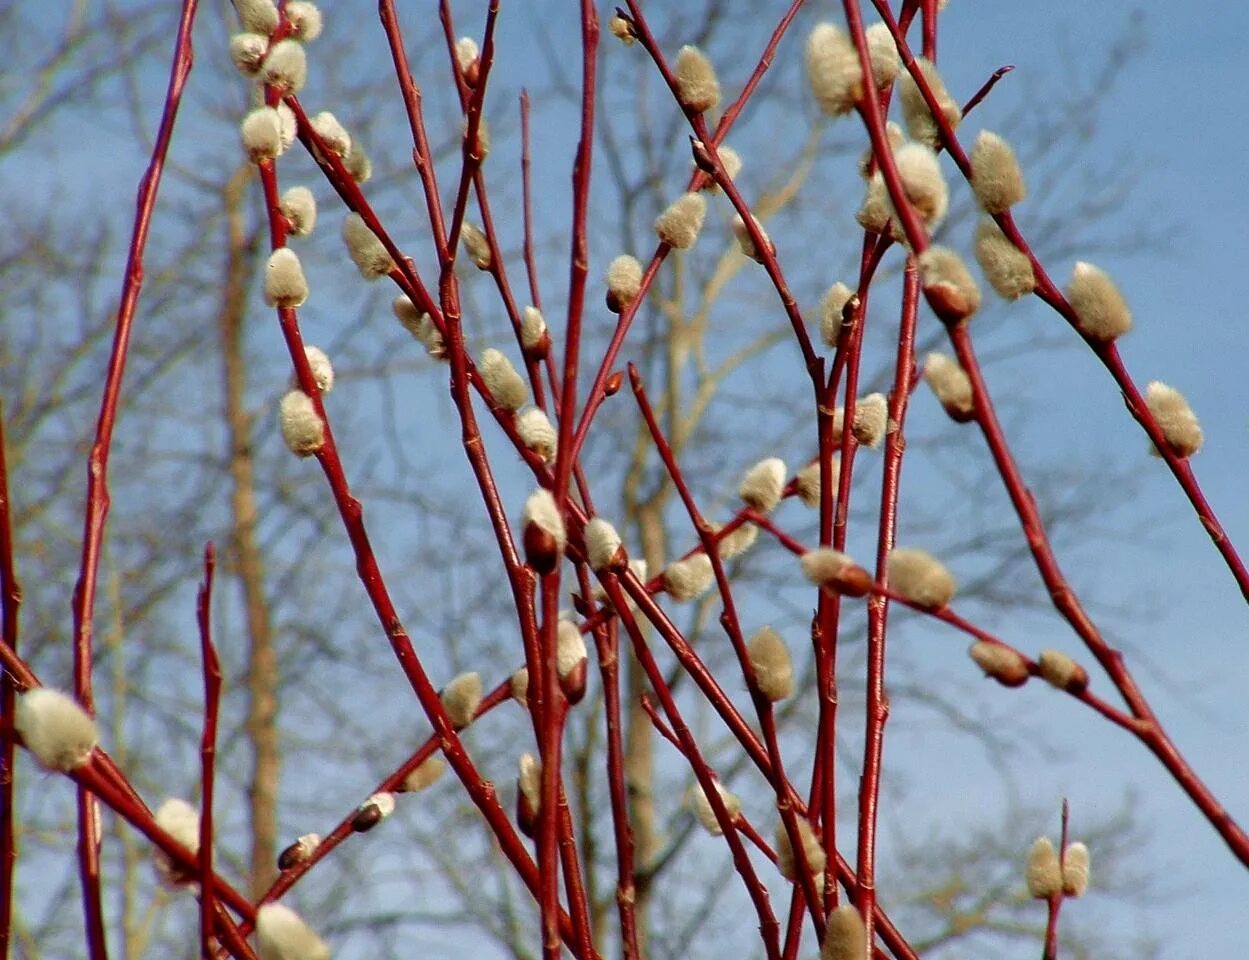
[[197, 544, 221, 959], [67, 1, 202, 954], [0, 408, 22, 955]]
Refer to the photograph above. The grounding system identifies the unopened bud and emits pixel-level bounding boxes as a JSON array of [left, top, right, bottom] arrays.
[[520, 306, 549, 356], [806, 23, 863, 117], [970, 130, 1026, 213], [1037, 649, 1089, 693], [1026, 836, 1062, 898], [739, 457, 786, 512], [517, 753, 542, 837], [747, 627, 792, 702], [510, 667, 530, 708], [1145, 381, 1203, 458], [1067, 261, 1131, 342], [441, 671, 483, 730], [974, 217, 1035, 300], [899, 56, 961, 147], [455, 36, 480, 84], [655, 192, 708, 250], [887, 547, 956, 608], [609, 14, 636, 45], [968, 642, 1029, 687], [557, 619, 589, 703], [277, 833, 321, 870], [606, 255, 643, 313], [586, 517, 626, 572], [675, 45, 721, 113], [523, 489, 566, 573], [517, 407, 557, 462], [919, 246, 981, 324]]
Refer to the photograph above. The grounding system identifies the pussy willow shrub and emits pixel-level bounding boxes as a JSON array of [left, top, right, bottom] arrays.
[[1, 1, 1245, 959]]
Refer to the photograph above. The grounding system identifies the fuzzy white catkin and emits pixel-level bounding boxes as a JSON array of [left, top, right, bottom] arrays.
[[284, 2, 322, 41], [455, 37, 479, 74], [155, 798, 200, 854], [801, 548, 854, 586], [461, 223, 492, 269], [343, 142, 372, 183], [510, 667, 529, 707], [923, 352, 974, 419], [230, 33, 269, 75], [15, 688, 98, 771], [516, 407, 557, 462], [747, 627, 792, 701], [864, 23, 900, 89], [974, 217, 1035, 300], [518, 753, 542, 812], [342, 213, 393, 279], [393, 297, 445, 359], [898, 57, 961, 146], [858, 122, 905, 180], [1026, 837, 1062, 898], [739, 457, 786, 512], [557, 620, 588, 679], [261, 39, 307, 93], [402, 756, 445, 792], [806, 23, 863, 117], [520, 306, 547, 349], [819, 282, 854, 347], [794, 458, 837, 509], [242, 108, 285, 161], [233, 0, 279, 34], [441, 672, 482, 728], [294, 345, 333, 394], [856, 173, 891, 234], [887, 547, 956, 607], [523, 489, 566, 550], [479, 348, 529, 411], [279, 391, 324, 457], [662, 553, 715, 601], [1037, 649, 1083, 690], [970, 130, 1026, 213], [609, 14, 635, 45], [586, 517, 623, 571], [894, 142, 949, 227], [276, 103, 296, 149], [675, 45, 721, 113], [1062, 842, 1091, 896], [1145, 381, 1203, 458], [264, 248, 309, 308], [280, 186, 317, 236], [713, 520, 758, 559], [968, 641, 1029, 685], [689, 779, 741, 835], [256, 902, 331, 960], [654, 192, 707, 250], [606, 255, 643, 312], [732, 214, 772, 263], [776, 817, 826, 881], [310, 112, 351, 157], [852, 393, 888, 448], [1066, 261, 1132, 341], [917, 246, 981, 319], [822, 905, 867, 960]]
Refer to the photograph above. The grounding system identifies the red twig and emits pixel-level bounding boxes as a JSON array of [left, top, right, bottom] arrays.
[[0, 408, 22, 954], [197, 545, 221, 959]]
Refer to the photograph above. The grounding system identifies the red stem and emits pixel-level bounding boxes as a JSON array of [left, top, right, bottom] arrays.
[[0, 409, 22, 954], [198, 545, 221, 959]]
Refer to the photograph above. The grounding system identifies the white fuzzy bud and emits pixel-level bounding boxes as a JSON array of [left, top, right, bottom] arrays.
[[968, 642, 1029, 687], [801, 548, 853, 585], [520, 306, 547, 350], [806, 23, 863, 117], [887, 547, 955, 608], [276, 102, 296, 149], [290, 345, 333, 394], [739, 457, 786, 513], [461, 223, 493, 270], [518, 753, 542, 813], [479, 348, 529, 411], [393, 297, 445, 360], [1037, 648, 1089, 693], [732, 214, 773, 263], [242, 108, 285, 161], [858, 122, 905, 180], [713, 521, 758, 559], [557, 620, 588, 680], [694, 142, 742, 189], [822, 905, 867, 960], [342, 213, 394, 279], [284, 2, 322, 41], [264, 248, 309, 308], [279, 391, 324, 457], [923, 352, 974, 421], [343, 142, 372, 183], [819, 282, 855, 347], [747, 626, 792, 701], [970, 130, 1026, 213], [261, 39, 307, 93], [899, 57, 961, 147], [776, 817, 825, 882], [675, 45, 721, 113], [918, 245, 981, 322], [662, 553, 715, 601], [441, 671, 483, 729], [455, 37, 479, 75], [401, 756, 445, 792], [154, 798, 200, 886], [794, 458, 838, 508], [1145, 381, 1203, 458], [856, 173, 892, 234], [1067, 261, 1132, 342], [280, 186, 317, 236], [865, 23, 900, 89], [974, 217, 1035, 300], [586, 517, 624, 571], [256, 902, 330, 960], [230, 33, 269, 76], [14, 688, 98, 771], [1026, 836, 1062, 898], [655, 192, 707, 250], [609, 14, 636, 45], [310, 111, 350, 157], [517, 407, 557, 462], [510, 667, 529, 707], [523, 489, 567, 554], [689, 779, 741, 835], [894, 142, 949, 227], [606, 255, 643, 313], [1062, 842, 1090, 897], [233, 0, 279, 35], [852, 393, 888, 448], [277, 833, 321, 869]]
